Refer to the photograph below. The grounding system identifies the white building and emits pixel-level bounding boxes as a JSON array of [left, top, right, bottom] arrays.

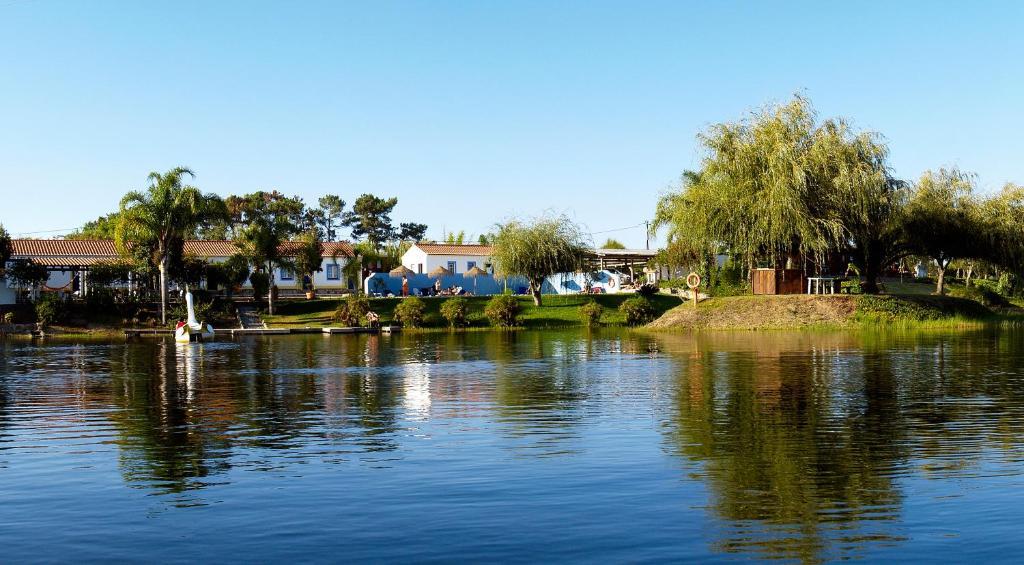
[[1, 239, 356, 305], [401, 243, 493, 275]]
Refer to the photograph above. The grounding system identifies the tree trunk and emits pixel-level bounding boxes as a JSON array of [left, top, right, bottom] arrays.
[[861, 263, 880, 294], [267, 262, 275, 315], [159, 256, 168, 325], [530, 281, 543, 307], [965, 264, 974, 286], [936, 263, 946, 295]]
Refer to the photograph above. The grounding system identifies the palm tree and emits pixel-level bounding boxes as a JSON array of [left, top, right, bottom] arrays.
[[116, 168, 227, 324]]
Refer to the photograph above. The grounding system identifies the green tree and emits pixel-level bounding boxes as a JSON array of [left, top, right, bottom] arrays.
[[904, 168, 982, 295], [68, 212, 121, 240], [399, 222, 428, 242], [314, 195, 346, 241], [653, 97, 915, 294], [491, 214, 590, 306], [233, 191, 304, 314], [5, 259, 48, 293], [444, 230, 467, 245], [980, 182, 1024, 274], [0, 224, 11, 274], [809, 120, 911, 293], [292, 229, 324, 292], [600, 238, 626, 249], [344, 194, 397, 249], [116, 167, 227, 324], [655, 97, 844, 269]]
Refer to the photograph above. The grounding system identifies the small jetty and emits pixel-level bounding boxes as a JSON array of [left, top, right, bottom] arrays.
[[125, 326, 383, 338]]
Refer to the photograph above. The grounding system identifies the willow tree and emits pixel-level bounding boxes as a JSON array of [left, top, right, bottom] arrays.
[[116, 168, 227, 324], [491, 214, 590, 306], [653, 97, 844, 275], [981, 183, 1024, 268], [809, 120, 911, 293], [904, 168, 981, 295], [654, 96, 916, 294]]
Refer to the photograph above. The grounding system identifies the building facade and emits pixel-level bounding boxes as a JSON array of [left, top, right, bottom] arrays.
[[1, 239, 355, 304]]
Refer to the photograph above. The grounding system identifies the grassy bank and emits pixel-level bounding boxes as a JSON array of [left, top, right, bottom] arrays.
[[647, 293, 1023, 331], [264, 294, 683, 330]]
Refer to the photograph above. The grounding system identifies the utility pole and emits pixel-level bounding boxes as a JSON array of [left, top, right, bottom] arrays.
[[645, 220, 650, 250]]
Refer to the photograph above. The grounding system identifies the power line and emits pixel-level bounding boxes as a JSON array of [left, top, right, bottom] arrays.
[[589, 222, 646, 235], [13, 227, 78, 236]]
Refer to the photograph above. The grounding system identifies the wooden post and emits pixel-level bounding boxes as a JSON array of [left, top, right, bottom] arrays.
[[686, 272, 701, 308]]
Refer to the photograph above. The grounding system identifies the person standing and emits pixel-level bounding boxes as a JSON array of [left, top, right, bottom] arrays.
[[401, 276, 409, 297]]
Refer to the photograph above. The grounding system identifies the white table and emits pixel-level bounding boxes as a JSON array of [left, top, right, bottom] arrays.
[[807, 277, 840, 295]]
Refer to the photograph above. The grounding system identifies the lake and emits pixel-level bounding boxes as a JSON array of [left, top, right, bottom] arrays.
[[2, 329, 1023, 562]]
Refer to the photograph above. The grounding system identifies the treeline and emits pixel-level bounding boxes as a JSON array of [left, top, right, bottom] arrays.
[[653, 96, 1024, 295], [57, 168, 430, 322]]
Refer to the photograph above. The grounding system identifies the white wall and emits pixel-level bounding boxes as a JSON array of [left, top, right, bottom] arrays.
[[274, 257, 353, 290], [401, 248, 490, 275]]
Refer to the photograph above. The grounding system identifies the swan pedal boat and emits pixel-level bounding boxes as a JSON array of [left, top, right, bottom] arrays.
[[174, 290, 215, 343]]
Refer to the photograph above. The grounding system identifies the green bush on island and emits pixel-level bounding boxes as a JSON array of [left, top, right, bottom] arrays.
[[333, 294, 371, 326], [34, 294, 67, 327], [619, 296, 656, 326], [951, 285, 1009, 308], [578, 300, 603, 326], [440, 297, 469, 328], [394, 296, 426, 327], [3, 312, 14, 325], [485, 294, 521, 327]]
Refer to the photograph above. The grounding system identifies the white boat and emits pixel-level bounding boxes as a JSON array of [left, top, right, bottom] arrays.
[[174, 288, 215, 343]]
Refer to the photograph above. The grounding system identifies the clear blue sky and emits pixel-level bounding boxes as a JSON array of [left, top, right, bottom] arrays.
[[1, 0, 1021, 247]]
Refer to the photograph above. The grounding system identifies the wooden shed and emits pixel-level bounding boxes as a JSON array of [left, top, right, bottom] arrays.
[[752, 268, 805, 295]]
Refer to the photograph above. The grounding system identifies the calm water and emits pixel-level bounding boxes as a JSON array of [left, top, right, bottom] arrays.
[[2, 329, 1024, 563]]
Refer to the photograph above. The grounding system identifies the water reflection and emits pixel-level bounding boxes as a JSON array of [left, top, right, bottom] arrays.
[[2, 330, 1024, 560], [652, 330, 1024, 561]]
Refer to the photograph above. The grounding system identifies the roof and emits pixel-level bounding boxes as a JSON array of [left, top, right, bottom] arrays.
[[412, 243, 494, 256], [9, 239, 354, 264], [589, 248, 658, 258]]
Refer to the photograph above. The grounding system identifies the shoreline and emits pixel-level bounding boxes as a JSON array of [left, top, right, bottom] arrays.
[[4, 293, 1021, 339]]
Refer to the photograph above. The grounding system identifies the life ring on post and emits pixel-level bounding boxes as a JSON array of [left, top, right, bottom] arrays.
[[686, 272, 701, 290], [608, 277, 617, 288]]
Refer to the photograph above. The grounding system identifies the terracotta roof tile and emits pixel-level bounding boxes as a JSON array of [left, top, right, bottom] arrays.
[[414, 243, 493, 256], [9, 239, 354, 261]]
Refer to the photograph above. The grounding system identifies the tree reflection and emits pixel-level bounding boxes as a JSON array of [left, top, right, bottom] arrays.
[[659, 332, 907, 562], [106, 341, 232, 496], [657, 329, 1024, 561]]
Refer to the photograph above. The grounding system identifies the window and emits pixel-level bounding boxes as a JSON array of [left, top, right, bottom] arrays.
[[467, 261, 476, 270], [280, 268, 294, 281], [447, 261, 457, 273], [417, 263, 423, 274], [326, 264, 340, 280]]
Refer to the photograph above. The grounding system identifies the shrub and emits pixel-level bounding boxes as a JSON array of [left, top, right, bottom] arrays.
[[952, 285, 1009, 308], [485, 294, 521, 327], [249, 272, 270, 300], [842, 279, 863, 295], [333, 295, 371, 326], [578, 300, 603, 326], [168, 299, 215, 325], [635, 283, 659, 298], [34, 294, 67, 327], [619, 296, 656, 326], [2, 312, 14, 324], [440, 297, 469, 328], [394, 296, 426, 328]]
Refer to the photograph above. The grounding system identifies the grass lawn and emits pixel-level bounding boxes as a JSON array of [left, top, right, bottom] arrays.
[[264, 293, 683, 329]]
